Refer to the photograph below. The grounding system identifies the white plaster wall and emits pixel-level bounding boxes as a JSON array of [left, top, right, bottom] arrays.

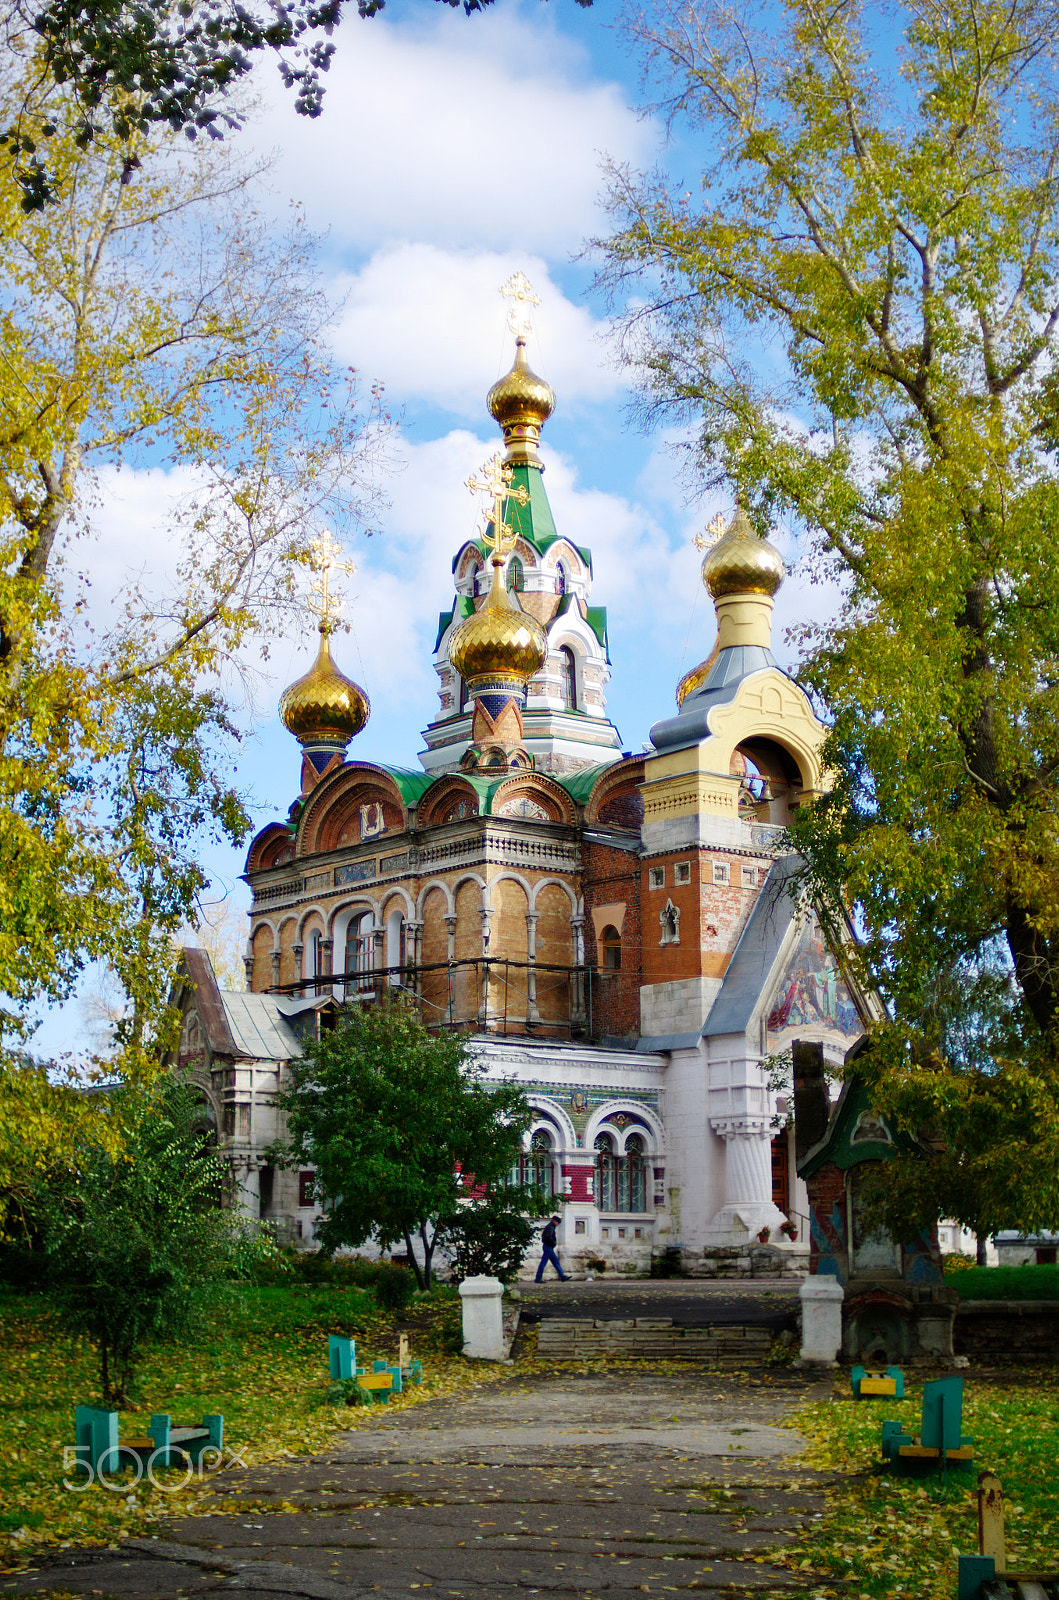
[[661, 1043, 726, 1247], [640, 977, 722, 1038]]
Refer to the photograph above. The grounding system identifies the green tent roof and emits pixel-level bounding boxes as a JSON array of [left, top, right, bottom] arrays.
[[452, 463, 593, 574]]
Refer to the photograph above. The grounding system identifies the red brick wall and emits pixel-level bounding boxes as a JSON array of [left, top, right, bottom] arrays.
[[582, 840, 641, 1037]]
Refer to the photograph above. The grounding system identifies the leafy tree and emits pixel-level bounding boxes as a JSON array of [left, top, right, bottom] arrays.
[[34, 1076, 261, 1403], [439, 1188, 553, 1285], [2, 0, 593, 211], [274, 998, 545, 1288], [596, 0, 1059, 1232], [0, 75, 385, 1210]]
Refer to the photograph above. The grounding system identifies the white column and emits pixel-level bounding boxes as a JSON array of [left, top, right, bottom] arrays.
[[525, 912, 540, 1024], [704, 1115, 786, 1244]]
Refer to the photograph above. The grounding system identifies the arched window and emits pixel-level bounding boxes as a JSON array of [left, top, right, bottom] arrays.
[[311, 930, 324, 981], [600, 924, 622, 971], [594, 1129, 647, 1213], [559, 645, 578, 710], [344, 912, 373, 995], [468, 556, 482, 596], [386, 909, 406, 983], [555, 561, 567, 596], [512, 1129, 554, 1194], [507, 555, 524, 593]]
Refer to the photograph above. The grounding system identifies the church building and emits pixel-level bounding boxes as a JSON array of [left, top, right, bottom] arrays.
[[172, 283, 870, 1273]]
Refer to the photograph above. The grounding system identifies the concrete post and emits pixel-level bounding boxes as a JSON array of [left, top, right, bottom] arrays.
[[799, 1276, 844, 1364], [459, 1275, 506, 1360]]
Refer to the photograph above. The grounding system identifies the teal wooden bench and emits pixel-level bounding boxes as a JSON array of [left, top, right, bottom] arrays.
[[329, 1335, 422, 1403], [881, 1374, 974, 1482], [958, 1557, 1059, 1598], [74, 1406, 223, 1478], [852, 1364, 904, 1400]]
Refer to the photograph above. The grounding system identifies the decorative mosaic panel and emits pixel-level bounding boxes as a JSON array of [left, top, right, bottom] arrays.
[[304, 871, 331, 893], [335, 860, 377, 886], [379, 852, 410, 875], [518, 1082, 660, 1148], [497, 796, 551, 821]]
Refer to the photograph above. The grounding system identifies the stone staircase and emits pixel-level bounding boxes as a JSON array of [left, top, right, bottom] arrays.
[[534, 1315, 779, 1364]]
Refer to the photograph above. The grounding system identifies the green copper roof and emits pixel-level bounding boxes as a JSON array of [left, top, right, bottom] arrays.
[[556, 760, 628, 806], [377, 767, 437, 806]]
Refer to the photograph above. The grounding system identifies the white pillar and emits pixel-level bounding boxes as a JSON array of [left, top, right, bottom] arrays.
[[459, 1275, 506, 1360], [799, 1277, 844, 1364]]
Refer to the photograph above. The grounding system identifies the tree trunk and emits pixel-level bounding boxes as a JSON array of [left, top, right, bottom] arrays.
[[976, 1233, 988, 1267], [403, 1228, 426, 1291], [420, 1221, 434, 1291]]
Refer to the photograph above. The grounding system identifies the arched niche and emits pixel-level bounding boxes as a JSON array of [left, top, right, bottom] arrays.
[[730, 737, 808, 827]]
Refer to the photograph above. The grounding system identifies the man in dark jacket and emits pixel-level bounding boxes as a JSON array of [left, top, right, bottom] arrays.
[[535, 1215, 568, 1282]]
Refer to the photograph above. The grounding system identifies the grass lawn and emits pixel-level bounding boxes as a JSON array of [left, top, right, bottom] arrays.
[[0, 1282, 509, 1572], [781, 1368, 1059, 1599]]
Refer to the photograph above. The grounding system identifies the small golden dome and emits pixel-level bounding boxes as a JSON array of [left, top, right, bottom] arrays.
[[449, 559, 548, 686], [487, 338, 555, 465], [676, 637, 721, 707], [279, 626, 369, 745], [703, 505, 785, 599]]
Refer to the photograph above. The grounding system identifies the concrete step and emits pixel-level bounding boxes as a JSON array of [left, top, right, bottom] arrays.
[[534, 1317, 776, 1362]]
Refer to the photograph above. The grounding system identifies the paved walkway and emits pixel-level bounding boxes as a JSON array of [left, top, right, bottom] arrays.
[[6, 1367, 833, 1600]]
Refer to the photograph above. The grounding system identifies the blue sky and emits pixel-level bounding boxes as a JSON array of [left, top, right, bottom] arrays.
[[34, 0, 842, 1049]]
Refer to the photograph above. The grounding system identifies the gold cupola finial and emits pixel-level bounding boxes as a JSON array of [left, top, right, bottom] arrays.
[[449, 454, 548, 689], [686, 502, 785, 661], [279, 530, 370, 786], [448, 453, 548, 771], [487, 272, 555, 467], [702, 502, 785, 600]]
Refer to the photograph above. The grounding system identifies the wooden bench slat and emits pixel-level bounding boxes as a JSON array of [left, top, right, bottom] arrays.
[[898, 1444, 974, 1460]]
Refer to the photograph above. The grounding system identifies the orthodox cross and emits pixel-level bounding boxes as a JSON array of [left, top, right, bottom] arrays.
[[307, 528, 356, 629], [466, 453, 530, 559], [500, 270, 541, 340], [694, 510, 729, 554]]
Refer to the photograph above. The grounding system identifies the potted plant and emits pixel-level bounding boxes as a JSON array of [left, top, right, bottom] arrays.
[[779, 1220, 798, 1241], [756, 1225, 771, 1244]]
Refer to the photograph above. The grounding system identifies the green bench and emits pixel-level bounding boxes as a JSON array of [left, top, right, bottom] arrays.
[[73, 1405, 223, 1479], [328, 1336, 423, 1404], [852, 1364, 904, 1400], [881, 1374, 974, 1483]]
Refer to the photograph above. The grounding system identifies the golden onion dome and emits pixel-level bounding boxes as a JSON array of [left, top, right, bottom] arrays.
[[279, 626, 370, 745], [487, 337, 555, 464], [703, 505, 785, 599], [676, 637, 721, 708], [449, 558, 548, 686]]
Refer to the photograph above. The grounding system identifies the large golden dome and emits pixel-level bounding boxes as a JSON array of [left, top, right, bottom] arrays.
[[449, 559, 548, 687], [703, 505, 785, 599], [487, 337, 555, 464], [280, 626, 370, 745]]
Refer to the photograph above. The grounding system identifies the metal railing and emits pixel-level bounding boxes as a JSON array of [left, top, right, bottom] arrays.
[[271, 957, 642, 1045]]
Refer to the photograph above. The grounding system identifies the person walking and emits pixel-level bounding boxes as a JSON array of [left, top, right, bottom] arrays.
[[535, 1215, 568, 1282]]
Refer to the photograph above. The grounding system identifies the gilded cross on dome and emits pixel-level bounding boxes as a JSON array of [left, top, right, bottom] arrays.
[[466, 452, 530, 559], [501, 271, 541, 340], [307, 529, 357, 630], [694, 511, 729, 554]]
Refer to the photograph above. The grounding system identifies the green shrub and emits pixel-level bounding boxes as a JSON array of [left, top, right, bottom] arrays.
[[945, 1262, 1059, 1299], [323, 1377, 373, 1408], [373, 1264, 416, 1310]]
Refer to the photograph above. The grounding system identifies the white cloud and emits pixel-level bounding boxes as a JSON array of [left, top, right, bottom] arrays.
[[251, 7, 657, 255], [332, 245, 623, 416]]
